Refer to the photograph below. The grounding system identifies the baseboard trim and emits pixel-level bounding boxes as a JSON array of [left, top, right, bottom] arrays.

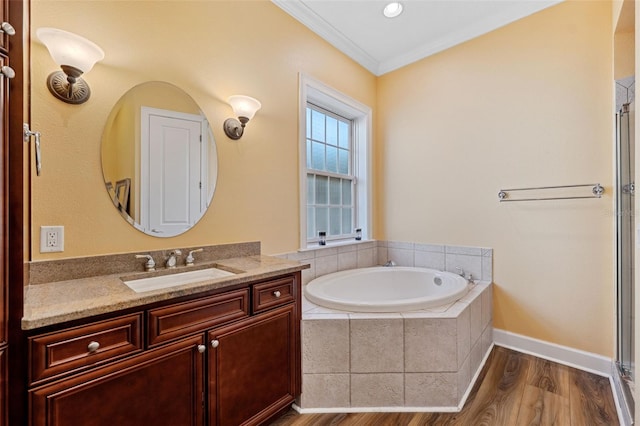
[[493, 328, 631, 426], [493, 328, 611, 376]]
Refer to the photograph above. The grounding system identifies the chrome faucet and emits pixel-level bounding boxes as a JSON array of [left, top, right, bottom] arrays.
[[135, 254, 156, 272], [455, 267, 475, 284], [165, 250, 182, 269], [185, 248, 204, 266], [383, 260, 396, 267]]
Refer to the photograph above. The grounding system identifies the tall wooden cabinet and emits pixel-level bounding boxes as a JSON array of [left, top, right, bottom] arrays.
[[6, 0, 27, 425]]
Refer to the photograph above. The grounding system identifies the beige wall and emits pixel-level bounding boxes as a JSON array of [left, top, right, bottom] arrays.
[[377, 1, 614, 356], [32, 1, 617, 356], [30, 0, 376, 259]]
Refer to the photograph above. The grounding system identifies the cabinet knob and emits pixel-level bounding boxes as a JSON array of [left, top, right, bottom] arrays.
[[1, 66, 15, 79], [0, 22, 15, 36], [87, 341, 100, 353], [197, 344, 206, 354], [211, 339, 219, 348], [273, 290, 281, 298]]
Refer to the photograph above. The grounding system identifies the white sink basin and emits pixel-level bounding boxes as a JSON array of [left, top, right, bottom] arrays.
[[122, 267, 236, 293]]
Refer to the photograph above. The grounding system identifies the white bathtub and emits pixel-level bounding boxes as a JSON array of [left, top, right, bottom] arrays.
[[304, 266, 469, 312]]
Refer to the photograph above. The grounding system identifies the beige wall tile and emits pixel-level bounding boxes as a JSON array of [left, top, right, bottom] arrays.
[[338, 251, 358, 271], [302, 319, 349, 373], [470, 296, 482, 346], [456, 305, 470, 369], [405, 373, 457, 407], [481, 325, 493, 356], [350, 318, 404, 373], [481, 284, 493, 328], [469, 340, 483, 380], [457, 352, 471, 400], [405, 318, 457, 372], [356, 247, 375, 268], [300, 373, 350, 408], [350, 373, 404, 407]]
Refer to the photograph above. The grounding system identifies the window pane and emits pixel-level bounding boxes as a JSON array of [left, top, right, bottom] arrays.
[[329, 177, 341, 205], [311, 141, 325, 170], [342, 180, 352, 205], [305, 103, 360, 244], [307, 207, 315, 239], [329, 207, 341, 235], [326, 145, 338, 173], [311, 109, 325, 141], [338, 148, 349, 174], [307, 174, 315, 204], [342, 208, 352, 234], [338, 121, 349, 148], [315, 175, 328, 205], [316, 207, 328, 236], [326, 116, 338, 146]]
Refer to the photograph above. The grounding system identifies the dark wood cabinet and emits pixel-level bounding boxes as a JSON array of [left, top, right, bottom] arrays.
[[30, 334, 205, 426], [27, 272, 301, 426], [29, 313, 143, 385], [5, 0, 26, 425], [209, 304, 296, 426]]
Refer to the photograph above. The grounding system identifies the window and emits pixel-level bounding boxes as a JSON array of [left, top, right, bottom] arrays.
[[299, 74, 371, 248]]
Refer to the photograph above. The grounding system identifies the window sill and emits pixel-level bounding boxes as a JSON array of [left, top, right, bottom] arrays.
[[300, 239, 375, 252]]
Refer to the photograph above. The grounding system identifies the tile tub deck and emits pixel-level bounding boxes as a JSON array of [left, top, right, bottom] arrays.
[[297, 281, 493, 412]]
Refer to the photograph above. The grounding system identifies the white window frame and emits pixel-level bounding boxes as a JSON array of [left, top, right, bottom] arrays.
[[298, 73, 372, 249]]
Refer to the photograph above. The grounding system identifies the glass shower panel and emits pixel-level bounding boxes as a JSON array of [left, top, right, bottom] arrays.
[[616, 101, 634, 382]]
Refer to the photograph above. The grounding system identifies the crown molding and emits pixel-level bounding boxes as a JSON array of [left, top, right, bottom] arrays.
[[273, 0, 562, 77], [272, 0, 381, 75]]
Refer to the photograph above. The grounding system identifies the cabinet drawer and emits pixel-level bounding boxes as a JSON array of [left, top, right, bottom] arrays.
[[252, 276, 295, 313], [29, 313, 143, 385], [147, 288, 249, 347]]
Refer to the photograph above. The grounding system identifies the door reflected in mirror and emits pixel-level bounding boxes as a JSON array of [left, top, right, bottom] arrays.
[[101, 81, 218, 237]]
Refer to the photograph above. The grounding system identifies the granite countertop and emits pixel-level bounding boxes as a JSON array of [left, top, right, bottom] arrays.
[[23, 255, 309, 330]]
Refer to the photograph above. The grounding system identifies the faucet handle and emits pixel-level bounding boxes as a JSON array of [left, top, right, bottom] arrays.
[[185, 248, 204, 266], [135, 254, 156, 272]]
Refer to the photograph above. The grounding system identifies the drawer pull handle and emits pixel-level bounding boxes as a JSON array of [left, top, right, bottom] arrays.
[[273, 290, 281, 298], [197, 344, 206, 354], [87, 341, 100, 353], [211, 339, 219, 348]]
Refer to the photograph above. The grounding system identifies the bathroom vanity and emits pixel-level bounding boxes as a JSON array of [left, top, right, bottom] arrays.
[[22, 250, 306, 426]]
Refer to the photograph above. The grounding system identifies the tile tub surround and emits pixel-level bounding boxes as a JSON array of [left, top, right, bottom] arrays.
[[281, 241, 492, 285], [298, 282, 493, 412]]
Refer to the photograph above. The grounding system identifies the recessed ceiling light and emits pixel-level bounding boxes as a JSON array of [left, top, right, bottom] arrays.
[[383, 2, 403, 18]]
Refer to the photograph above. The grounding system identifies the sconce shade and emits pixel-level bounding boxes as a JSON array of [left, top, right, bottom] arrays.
[[224, 95, 261, 140], [228, 95, 261, 121], [36, 27, 104, 104], [37, 28, 104, 73]]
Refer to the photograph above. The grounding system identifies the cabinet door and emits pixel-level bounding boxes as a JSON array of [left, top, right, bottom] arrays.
[[208, 304, 296, 426], [30, 335, 205, 426]]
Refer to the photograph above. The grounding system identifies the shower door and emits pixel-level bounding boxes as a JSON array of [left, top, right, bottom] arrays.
[[616, 101, 634, 384]]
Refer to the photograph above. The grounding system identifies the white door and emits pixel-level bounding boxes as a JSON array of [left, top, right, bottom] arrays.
[[140, 107, 204, 236]]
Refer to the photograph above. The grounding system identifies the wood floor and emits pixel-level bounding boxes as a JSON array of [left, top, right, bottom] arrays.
[[271, 346, 619, 426]]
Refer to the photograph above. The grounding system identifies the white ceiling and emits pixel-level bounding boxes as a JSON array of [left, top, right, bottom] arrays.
[[273, 0, 562, 76]]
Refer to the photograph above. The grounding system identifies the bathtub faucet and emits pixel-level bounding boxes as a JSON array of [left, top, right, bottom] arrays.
[[455, 267, 475, 284], [383, 260, 396, 267]]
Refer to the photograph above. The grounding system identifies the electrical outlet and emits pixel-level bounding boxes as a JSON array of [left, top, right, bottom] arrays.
[[40, 226, 64, 253]]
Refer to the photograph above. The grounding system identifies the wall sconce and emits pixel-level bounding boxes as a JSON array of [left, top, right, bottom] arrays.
[[36, 27, 105, 105], [223, 95, 262, 140]]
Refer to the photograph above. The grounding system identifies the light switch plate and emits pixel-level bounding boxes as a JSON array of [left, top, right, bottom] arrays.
[[40, 226, 64, 253]]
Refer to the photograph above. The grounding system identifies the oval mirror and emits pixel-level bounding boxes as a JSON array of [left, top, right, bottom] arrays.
[[101, 81, 218, 237]]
